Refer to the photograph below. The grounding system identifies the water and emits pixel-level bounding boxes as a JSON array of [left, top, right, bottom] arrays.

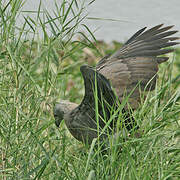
[[86, 0, 180, 42], [21, 0, 180, 43]]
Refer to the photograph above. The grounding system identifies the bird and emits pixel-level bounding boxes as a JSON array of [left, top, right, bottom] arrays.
[[54, 24, 179, 145]]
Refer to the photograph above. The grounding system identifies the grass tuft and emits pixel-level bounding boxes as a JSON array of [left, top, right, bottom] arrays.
[[0, 0, 180, 179]]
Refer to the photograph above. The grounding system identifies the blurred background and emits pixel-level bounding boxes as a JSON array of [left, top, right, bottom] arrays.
[[21, 0, 180, 42]]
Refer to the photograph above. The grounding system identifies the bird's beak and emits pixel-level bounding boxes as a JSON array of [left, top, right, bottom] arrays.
[[53, 104, 64, 127], [54, 115, 61, 127]]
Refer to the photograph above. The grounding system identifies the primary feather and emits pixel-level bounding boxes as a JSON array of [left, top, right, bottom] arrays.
[[96, 24, 179, 109], [54, 24, 179, 144]]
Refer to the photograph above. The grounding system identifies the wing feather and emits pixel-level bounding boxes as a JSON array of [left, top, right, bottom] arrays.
[[96, 24, 179, 109], [79, 65, 117, 129]]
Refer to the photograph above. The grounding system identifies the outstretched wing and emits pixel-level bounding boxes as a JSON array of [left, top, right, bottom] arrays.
[[96, 24, 179, 109], [79, 65, 117, 129], [66, 65, 120, 143]]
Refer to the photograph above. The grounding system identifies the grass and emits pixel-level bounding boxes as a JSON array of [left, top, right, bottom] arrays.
[[0, 0, 180, 179]]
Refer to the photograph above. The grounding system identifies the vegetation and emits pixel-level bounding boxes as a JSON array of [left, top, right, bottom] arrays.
[[0, 0, 179, 179]]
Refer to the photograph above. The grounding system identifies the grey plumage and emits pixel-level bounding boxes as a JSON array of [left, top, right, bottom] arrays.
[[54, 24, 179, 144]]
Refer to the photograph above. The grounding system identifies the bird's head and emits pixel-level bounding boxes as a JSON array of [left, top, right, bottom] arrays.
[[54, 100, 78, 127]]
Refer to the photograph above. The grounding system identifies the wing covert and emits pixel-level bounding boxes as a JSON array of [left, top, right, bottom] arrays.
[[96, 24, 179, 109]]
